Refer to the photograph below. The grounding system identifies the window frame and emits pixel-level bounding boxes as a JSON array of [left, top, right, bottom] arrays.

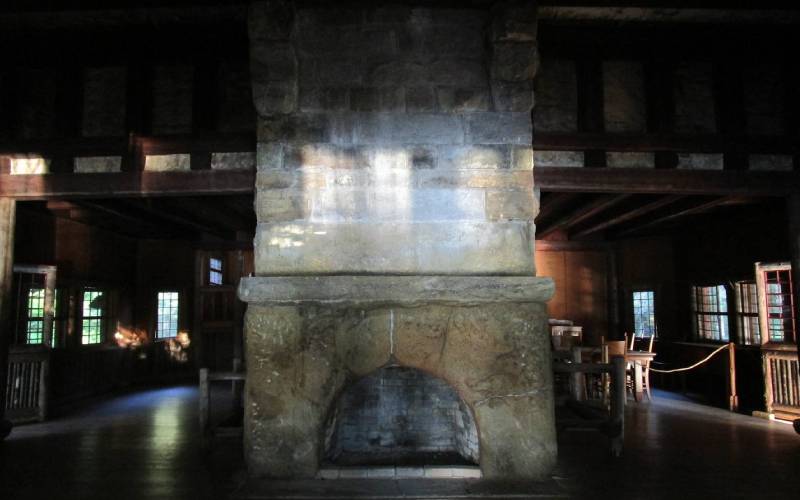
[[734, 280, 761, 345], [80, 288, 106, 346], [24, 287, 46, 345], [208, 256, 223, 286], [755, 262, 796, 345], [154, 290, 181, 340], [692, 284, 730, 342], [631, 289, 657, 338]]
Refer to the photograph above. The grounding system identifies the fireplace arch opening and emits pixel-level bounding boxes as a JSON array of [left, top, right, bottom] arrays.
[[323, 366, 479, 467]]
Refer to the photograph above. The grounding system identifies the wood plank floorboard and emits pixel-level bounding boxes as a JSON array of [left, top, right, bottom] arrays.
[[2, 387, 799, 499]]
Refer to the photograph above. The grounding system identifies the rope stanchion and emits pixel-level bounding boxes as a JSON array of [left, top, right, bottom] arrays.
[[649, 343, 731, 373]]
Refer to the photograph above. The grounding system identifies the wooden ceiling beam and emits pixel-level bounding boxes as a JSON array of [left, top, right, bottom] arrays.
[[618, 196, 753, 235], [534, 132, 797, 155], [113, 199, 231, 239], [0, 170, 254, 199], [73, 200, 203, 239], [572, 195, 684, 238], [535, 167, 800, 196], [538, 194, 632, 239]]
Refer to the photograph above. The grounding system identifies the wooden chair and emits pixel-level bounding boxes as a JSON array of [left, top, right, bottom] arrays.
[[600, 340, 626, 405]]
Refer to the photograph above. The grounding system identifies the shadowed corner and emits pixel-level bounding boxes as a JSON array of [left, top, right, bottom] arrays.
[[0, 418, 11, 440]]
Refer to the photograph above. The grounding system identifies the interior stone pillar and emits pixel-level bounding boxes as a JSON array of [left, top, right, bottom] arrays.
[[241, 0, 556, 479], [0, 199, 16, 438]]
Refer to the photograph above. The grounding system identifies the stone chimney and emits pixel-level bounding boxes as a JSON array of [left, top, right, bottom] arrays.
[[239, 0, 556, 480]]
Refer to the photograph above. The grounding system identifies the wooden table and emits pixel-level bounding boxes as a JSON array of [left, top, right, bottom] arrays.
[[625, 350, 656, 402]]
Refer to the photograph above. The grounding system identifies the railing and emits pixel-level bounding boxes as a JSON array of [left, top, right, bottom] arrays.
[[763, 346, 800, 419], [199, 364, 245, 447], [4, 347, 49, 423], [553, 354, 626, 456]]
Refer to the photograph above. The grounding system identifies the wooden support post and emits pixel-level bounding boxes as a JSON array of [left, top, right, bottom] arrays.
[[570, 346, 586, 401], [608, 245, 620, 340], [0, 199, 16, 438], [199, 367, 210, 443], [727, 342, 739, 412], [609, 355, 626, 457]]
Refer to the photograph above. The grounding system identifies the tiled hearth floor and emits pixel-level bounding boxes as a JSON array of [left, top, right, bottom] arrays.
[[2, 385, 799, 499]]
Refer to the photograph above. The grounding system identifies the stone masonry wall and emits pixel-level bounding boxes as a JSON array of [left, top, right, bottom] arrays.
[[250, 1, 539, 275]]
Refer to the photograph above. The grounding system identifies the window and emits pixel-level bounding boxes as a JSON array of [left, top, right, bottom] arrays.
[[735, 281, 760, 345], [25, 288, 45, 344], [156, 292, 180, 339], [692, 285, 729, 342], [632, 290, 656, 336], [764, 269, 795, 343], [81, 289, 105, 345], [209, 257, 223, 286]]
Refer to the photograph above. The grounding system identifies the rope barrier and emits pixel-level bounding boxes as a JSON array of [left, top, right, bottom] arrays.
[[649, 343, 731, 373]]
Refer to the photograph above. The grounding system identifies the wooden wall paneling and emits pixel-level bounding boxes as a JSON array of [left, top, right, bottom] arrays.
[[565, 250, 609, 344], [536, 250, 567, 321], [576, 58, 606, 168], [0, 199, 16, 430], [644, 59, 678, 169]]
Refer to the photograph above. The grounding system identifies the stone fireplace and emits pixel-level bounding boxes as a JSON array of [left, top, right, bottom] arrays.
[[238, 1, 556, 480]]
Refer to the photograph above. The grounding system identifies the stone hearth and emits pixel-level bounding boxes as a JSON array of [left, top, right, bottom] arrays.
[[239, 1, 556, 480]]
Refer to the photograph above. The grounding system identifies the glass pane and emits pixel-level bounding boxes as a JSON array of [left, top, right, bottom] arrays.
[[632, 290, 656, 336], [156, 292, 180, 339], [82, 290, 104, 317], [26, 320, 44, 344]]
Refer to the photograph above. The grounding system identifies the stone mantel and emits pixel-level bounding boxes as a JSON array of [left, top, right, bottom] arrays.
[[239, 275, 555, 306]]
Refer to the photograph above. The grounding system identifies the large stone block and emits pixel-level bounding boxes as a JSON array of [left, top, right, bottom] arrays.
[[249, 1, 295, 41], [437, 145, 510, 170], [491, 80, 534, 112], [368, 61, 430, 87], [437, 87, 492, 112], [490, 1, 538, 42], [252, 80, 298, 116], [429, 59, 488, 86], [485, 189, 536, 221], [257, 115, 333, 143], [305, 187, 487, 223], [491, 42, 539, 82], [254, 221, 535, 275], [352, 113, 464, 145], [466, 113, 532, 145], [250, 42, 297, 83]]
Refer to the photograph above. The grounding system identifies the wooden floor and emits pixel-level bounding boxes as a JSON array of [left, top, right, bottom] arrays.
[[1, 386, 799, 499]]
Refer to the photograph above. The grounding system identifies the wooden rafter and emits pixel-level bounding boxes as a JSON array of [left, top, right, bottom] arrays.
[[572, 195, 684, 238], [538, 194, 632, 238], [618, 196, 752, 235], [113, 199, 230, 238]]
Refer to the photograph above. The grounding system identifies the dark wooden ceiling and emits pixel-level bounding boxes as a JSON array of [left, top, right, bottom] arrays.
[[19, 194, 255, 245], [536, 191, 780, 241]]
